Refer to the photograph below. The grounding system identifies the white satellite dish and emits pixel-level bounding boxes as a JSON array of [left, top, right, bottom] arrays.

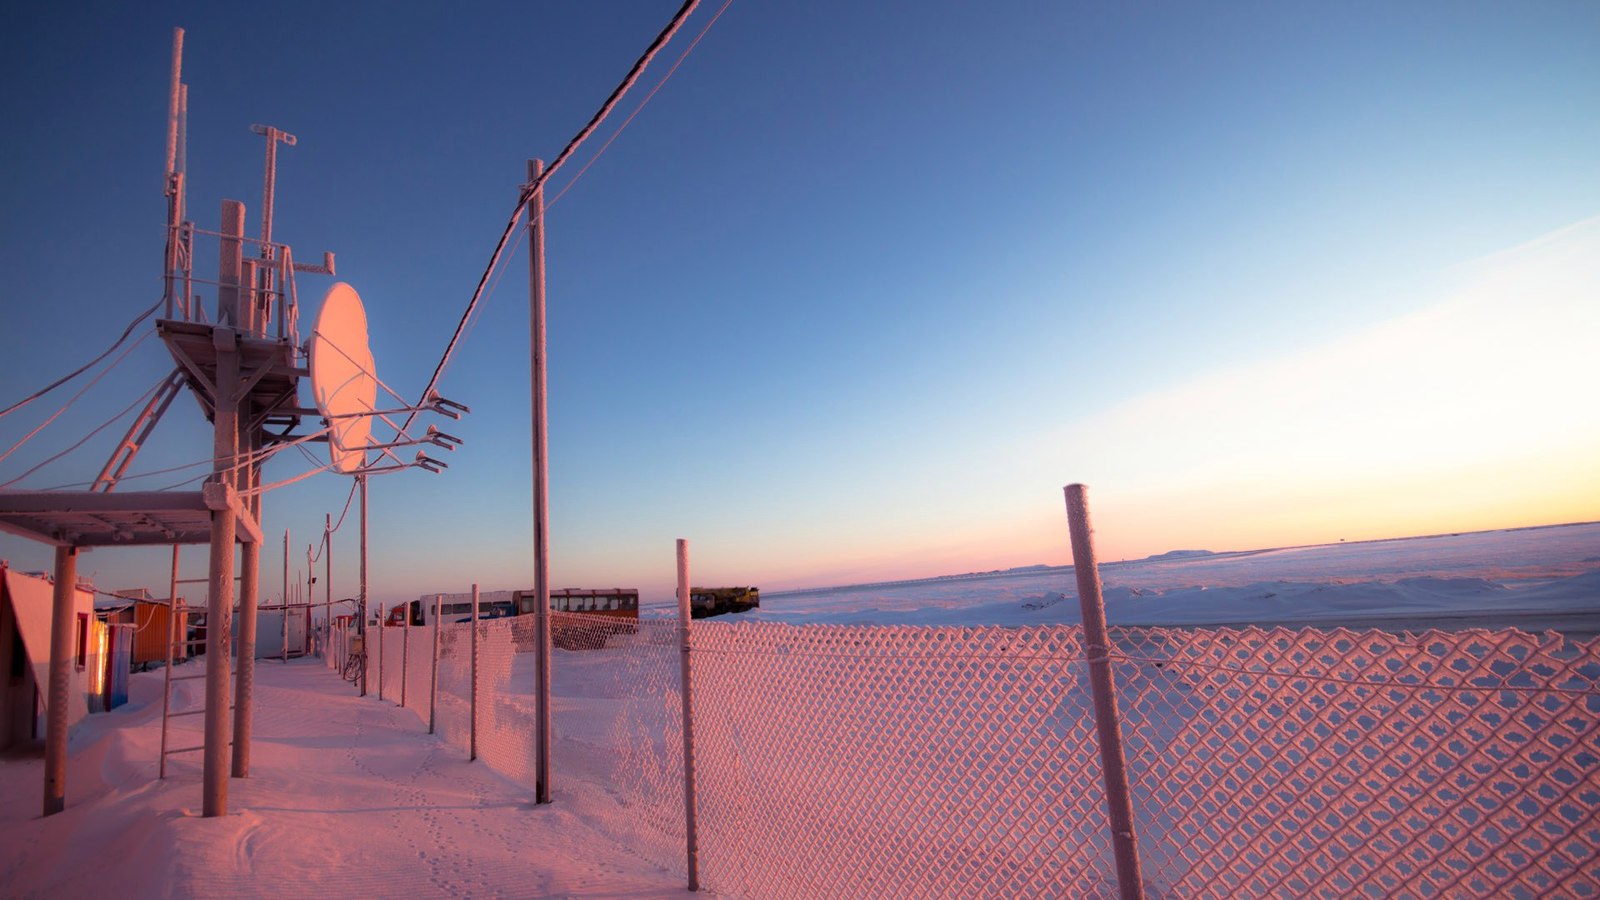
[[308, 282, 377, 474]]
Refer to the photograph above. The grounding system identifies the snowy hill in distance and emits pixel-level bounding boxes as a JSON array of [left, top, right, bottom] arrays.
[[745, 522, 1600, 637]]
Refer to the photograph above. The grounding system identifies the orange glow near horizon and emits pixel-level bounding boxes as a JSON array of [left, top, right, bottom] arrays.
[[754, 218, 1600, 590]]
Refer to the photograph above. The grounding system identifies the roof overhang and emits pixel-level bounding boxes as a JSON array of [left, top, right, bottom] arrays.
[[0, 486, 261, 549]]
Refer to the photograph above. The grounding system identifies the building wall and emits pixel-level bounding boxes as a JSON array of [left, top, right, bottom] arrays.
[[0, 567, 93, 746]]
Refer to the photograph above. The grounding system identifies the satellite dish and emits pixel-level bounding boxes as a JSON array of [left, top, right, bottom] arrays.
[[308, 283, 377, 474]]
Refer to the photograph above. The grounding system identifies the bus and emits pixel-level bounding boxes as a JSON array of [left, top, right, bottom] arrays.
[[519, 588, 640, 650], [386, 588, 642, 651], [384, 591, 517, 627]]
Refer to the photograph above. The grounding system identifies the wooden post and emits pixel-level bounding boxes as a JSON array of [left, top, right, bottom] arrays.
[[526, 158, 552, 804], [676, 539, 701, 892], [401, 599, 410, 708], [1064, 484, 1145, 900], [42, 545, 78, 816]]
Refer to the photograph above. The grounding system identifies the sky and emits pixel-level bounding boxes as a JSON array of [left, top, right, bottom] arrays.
[[1, 1, 1597, 607]]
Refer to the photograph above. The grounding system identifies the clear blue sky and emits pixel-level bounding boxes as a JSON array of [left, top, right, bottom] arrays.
[[3, 1, 1597, 608]]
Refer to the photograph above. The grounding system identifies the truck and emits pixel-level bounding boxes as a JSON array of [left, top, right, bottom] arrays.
[[689, 586, 760, 619]]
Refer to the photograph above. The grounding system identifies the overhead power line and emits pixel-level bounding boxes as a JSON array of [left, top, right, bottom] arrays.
[[548, 0, 737, 210], [400, 0, 705, 443], [329, 480, 359, 533], [0, 298, 162, 421], [0, 373, 169, 489], [37, 423, 334, 491], [0, 328, 154, 468]]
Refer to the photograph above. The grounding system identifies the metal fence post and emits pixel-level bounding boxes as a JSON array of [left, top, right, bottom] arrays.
[[376, 604, 385, 702], [676, 539, 702, 892], [470, 583, 479, 761], [358, 474, 369, 697], [401, 600, 410, 708], [429, 593, 441, 733], [1064, 484, 1146, 900]]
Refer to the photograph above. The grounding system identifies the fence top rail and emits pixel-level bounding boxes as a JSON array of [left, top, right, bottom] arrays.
[[667, 618, 1599, 692]]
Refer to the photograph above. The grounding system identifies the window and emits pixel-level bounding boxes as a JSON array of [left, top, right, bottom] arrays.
[[10, 625, 24, 680], [75, 613, 89, 670]]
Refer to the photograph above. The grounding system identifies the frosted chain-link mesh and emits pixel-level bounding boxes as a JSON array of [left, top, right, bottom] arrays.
[[433, 622, 472, 748], [404, 623, 435, 722], [475, 614, 539, 786], [328, 620, 347, 673], [551, 612, 688, 877], [339, 607, 1599, 897], [1110, 626, 1600, 898], [687, 621, 1113, 898], [380, 624, 404, 702]]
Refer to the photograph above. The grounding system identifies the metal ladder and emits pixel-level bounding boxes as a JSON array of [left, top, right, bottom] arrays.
[[158, 599, 226, 777]]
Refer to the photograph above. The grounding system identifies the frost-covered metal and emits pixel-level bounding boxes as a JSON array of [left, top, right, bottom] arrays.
[[1110, 625, 1600, 898], [361, 609, 1600, 898]]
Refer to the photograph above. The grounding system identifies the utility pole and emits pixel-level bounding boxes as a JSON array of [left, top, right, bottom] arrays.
[[323, 513, 331, 659], [281, 525, 291, 666], [526, 158, 552, 805], [358, 474, 368, 697], [306, 542, 314, 656], [281, 528, 289, 665]]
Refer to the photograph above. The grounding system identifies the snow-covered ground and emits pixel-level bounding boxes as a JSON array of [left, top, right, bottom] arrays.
[[3, 522, 1595, 897], [0, 660, 694, 899], [747, 522, 1600, 637]]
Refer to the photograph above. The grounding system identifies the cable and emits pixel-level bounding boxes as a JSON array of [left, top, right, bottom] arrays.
[[0, 297, 162, 420], [329, 480, 358, 533], [38, 423, 335, 491], [399, 0, 703, 444], [0, 374, 168, 489], [0, 328, 153, 467], [456, 222, 527, 353], [548, 0, 736, 210], [240, 463, 336, 497], [151, 471, 209, 493]]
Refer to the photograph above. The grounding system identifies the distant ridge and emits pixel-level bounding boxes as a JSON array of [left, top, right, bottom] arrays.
[[766, 520, 1600, 600], [767, 563, 1069, 599]]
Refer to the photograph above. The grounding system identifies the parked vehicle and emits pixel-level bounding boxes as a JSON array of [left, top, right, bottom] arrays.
[[534, 588, 640, 650], [689, 586, 760, 619], [384, 592, 516, 627], [388, 588, 645, 650]]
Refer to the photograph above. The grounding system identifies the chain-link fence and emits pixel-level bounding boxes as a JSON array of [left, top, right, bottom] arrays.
[[432, 620, 472, 749], [344, 603, 1599, 897], [1110, 625, 1600, 898], [688, 621, 1116, 897], [474, 614, 539, 785], [379, 622, 404, 702]]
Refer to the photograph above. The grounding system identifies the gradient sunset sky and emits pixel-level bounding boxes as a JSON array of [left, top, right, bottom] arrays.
[[2, 1, 1597, 605]]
